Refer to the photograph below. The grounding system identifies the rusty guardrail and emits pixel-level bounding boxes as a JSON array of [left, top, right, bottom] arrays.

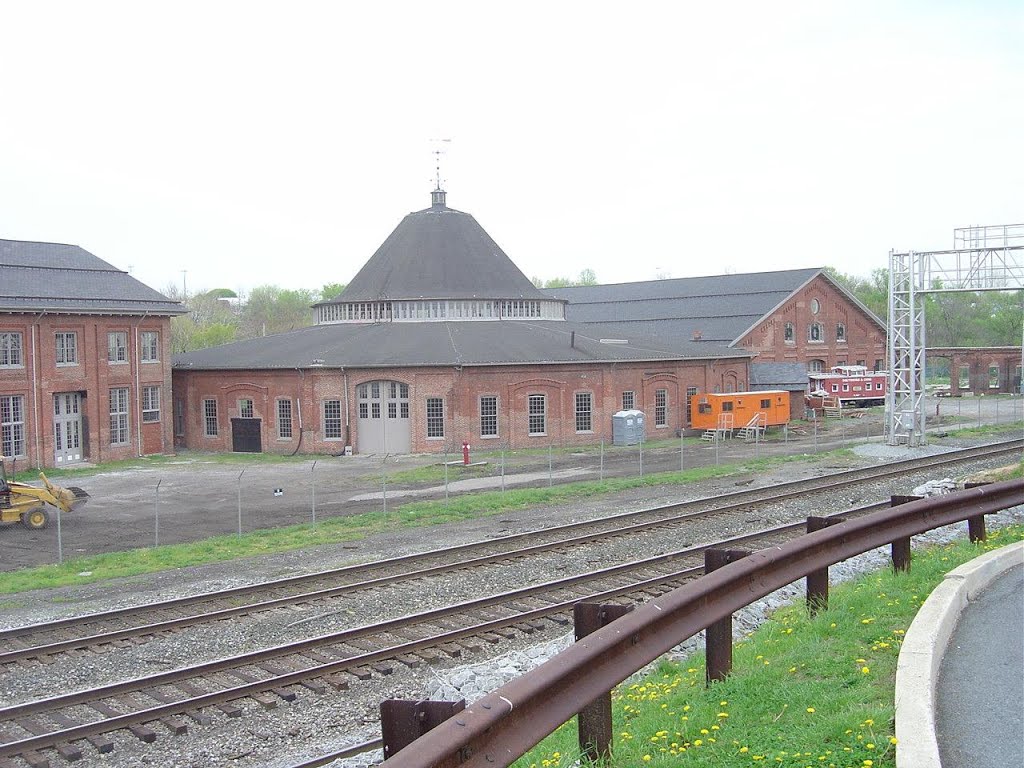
[[380, 478, 1023, 767]]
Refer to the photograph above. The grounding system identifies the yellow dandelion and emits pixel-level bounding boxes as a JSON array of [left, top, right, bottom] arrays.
[[862, 666, 871, 674], [740, 746, 750, 753], [806, 707, 815, 713], [890, 737, 898, 745]]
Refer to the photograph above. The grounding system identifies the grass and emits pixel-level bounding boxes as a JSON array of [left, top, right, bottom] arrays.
[[513, 524, 1024, 768], [942, 421, 1024, 438], [0, 451, 838, 595]]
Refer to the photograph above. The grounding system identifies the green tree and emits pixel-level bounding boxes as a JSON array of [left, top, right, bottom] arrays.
[[239, 285, 317, 338], [319, 282, 346, 302]]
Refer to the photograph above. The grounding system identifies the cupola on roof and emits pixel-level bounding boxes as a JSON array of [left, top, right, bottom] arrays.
[[317, 188, 565, 324]]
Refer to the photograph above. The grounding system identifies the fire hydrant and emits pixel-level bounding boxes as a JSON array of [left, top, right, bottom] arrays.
[[462, 441, 470, 465]]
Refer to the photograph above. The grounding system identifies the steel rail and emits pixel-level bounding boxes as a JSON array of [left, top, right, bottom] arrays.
[[378, 479, 1024, 768], [0, 501, 898, 759], [3, 439, 1016, 657]]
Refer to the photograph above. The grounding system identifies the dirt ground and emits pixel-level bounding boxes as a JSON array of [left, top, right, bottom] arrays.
[[0, 395, 1019, 573]]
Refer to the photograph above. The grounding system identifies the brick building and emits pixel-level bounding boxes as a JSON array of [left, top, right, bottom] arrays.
[[1, 240, 185, 469], [546, 269, 887, 373], [172, 189, 751, 455]]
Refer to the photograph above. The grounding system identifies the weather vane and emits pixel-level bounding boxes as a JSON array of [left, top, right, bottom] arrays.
[[430, 137, 451, 190]]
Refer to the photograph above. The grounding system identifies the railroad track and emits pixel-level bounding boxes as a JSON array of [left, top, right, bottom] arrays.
[[1, 439, 1018, 669], [0, 439, 1019, 765]]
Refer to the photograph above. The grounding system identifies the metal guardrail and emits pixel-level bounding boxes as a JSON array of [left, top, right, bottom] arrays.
[[379, 478, 1024, 767]]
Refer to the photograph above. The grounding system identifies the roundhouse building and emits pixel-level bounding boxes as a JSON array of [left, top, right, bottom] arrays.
[[172, 189, 752, 455]]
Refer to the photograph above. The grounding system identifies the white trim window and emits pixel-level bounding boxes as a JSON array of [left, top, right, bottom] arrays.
[[655, 388, 668, 427], [480, 395, 498, 438], [575, 392, 592, 433], [277, 399, 293, 439], [808, 323, 824, 343], [109, 387, 130, 445], [1, 395, 26, 457], [324, 399, 343, 439], [239, 398, 254, 419], [621, 391, 635, 411], [203, 398, 219, 437], [783, 322, 794, 343], [426, 397, 444, 439], [528, 394, 546, 436], [835, 323, 846, 342], [140, 331, 159, 362], [108, 331, 128, 364], [0, 332, 23, 368], [55, 332, 78, 366], [142, 386, 160, 422]]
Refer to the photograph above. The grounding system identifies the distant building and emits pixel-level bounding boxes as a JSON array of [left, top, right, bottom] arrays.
[[545, 268, 888, 377], [1, 240, 185, 468], [173, 188, 751, 455]]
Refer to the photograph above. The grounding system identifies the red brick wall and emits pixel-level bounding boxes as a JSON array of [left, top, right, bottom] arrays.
[[172, 356, 752, 456], [739, 275, 886, 371], [0, 313, 175, 469]]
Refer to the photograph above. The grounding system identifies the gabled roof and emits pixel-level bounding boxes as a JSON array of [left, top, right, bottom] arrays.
[[173, 320, 751, 371], [323, 193, 550, 303], [0, 239, 185, 315], [544, 268, 884, 345], [750, 362, 812, 389]]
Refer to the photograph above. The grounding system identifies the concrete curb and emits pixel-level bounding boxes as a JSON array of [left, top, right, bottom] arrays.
[[894, 540, 1024, 768]]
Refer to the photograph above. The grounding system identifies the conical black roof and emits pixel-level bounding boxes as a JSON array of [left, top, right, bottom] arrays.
[[326, 192, 548, 303]]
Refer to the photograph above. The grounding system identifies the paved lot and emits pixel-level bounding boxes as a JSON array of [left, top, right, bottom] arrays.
[[1, 395, 1019, 572]]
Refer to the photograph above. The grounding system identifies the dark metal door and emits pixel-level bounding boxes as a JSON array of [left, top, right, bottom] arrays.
[[230, 418, 262, 453]]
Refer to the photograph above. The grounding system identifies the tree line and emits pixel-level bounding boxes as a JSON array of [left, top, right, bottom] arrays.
[[167, 270, 1021, 354]]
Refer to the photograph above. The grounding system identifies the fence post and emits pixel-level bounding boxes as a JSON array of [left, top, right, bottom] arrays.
[[236, 469, 244, 538], [444, 451, 449, 505], [600, 440, 604, 481], [889, 495, 922, 571], [548, 445, 553, 487], [806, 516, 844, 612], [705, 548, 751, 684], [964, 482, 990, 542], [154, 479, 162, 547], [310, 461, 317, 526], [575, 603, 634, 763], [501, 447, 506, 492], [380, 699, 465, 761]]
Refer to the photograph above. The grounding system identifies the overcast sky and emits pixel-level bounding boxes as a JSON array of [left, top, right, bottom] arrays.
[[2, 1, 1021, 299]]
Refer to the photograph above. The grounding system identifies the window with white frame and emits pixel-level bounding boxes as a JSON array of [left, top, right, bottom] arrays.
[[655, 388, 668, 427], [140, 331, 159, 362], [480, 395, 498, 437], [808, 323, 823, 342], [277, 399, 293, 439], [142, 386, 160, 422], [686, 385, 698, 422], [55, 332, 78, 366], [0, 332, 23, 368], [426, 397, 444, 438], [239, 398, 254, 418], [621, 391, 635, 411], [109, 387, 130, 445], [575, 392, 592, 432], [1, 395, 26, 457], [783, 322, 794, 343], [808, 360, 825, 373], [107, 331, 128, 364], [324, 399, 343, 439], [528, 394, 546, 435], [203, 398, 219, 437], [836, 323, 846, 342]]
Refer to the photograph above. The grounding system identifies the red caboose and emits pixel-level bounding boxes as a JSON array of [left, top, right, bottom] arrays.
[[808, 365, 886, 407]]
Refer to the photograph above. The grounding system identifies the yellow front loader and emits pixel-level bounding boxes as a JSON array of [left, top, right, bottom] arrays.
[[0, 456, 89, 529]]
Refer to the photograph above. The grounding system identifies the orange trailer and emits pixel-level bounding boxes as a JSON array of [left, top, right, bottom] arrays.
[[691, 390, 790, 432]]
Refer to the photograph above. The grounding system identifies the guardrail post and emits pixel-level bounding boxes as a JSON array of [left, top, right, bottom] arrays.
[[705, 549, 751, 684], [889, 495, 922, 572], [574, 602, 634, 763], [380, 699, 466, 760], [806, 516, 844, 613], [964, 482, 990, 542]]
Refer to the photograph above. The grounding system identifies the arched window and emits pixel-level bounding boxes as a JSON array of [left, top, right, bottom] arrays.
[[784, 322, 794, 342], [808, 359, 825, 373], [808, 322, 824, 342], [836, 323, 846, 341]]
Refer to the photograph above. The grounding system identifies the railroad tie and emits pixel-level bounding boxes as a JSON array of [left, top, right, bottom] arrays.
[[13, 718, 82, 762], [87, 701, 157, 743], [47, 712, 113, 753]]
